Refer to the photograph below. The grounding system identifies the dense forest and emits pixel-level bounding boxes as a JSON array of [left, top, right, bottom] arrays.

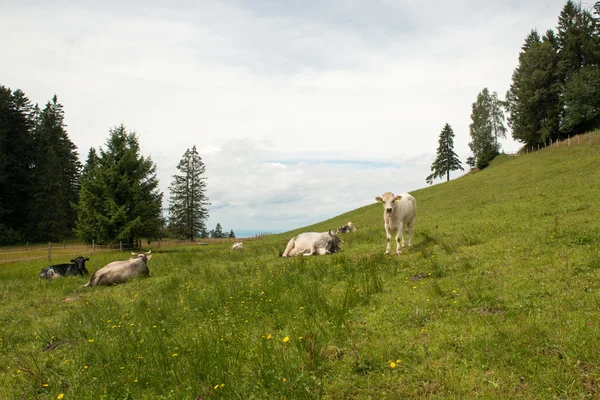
[[2, 0, 599, 244]]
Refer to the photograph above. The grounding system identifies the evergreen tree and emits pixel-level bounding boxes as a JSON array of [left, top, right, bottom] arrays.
[[0, 86, 36, 243], [426, 123, 463, 184], [506, 34, 562, 146], [469, 88, 498, 169], [29, 95, 81, 241], [74, 124, 163, 246], [562, 66, 600, 133], [210, 223, 224, 238], [228, 229, 235, 238], [168, 145, 209, 241]]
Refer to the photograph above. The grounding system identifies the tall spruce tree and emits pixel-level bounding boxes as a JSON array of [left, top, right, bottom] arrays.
[[426, 123, 463, 185], [168, 145, 209, 241], [74, 124, 163, 246], [0, 87, 36, 243], [506, 30, 562, 146], [210, 223, 224, 238], [29, 95, 81, 241]]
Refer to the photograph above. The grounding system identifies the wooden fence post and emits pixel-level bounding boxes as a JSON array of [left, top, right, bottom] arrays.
[[120, 241, 123, 251], [92, 239, 95, 254], [48, 242, 52, 261]]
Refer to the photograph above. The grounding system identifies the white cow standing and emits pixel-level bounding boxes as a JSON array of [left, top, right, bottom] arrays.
[[375, 192, 417, 255]]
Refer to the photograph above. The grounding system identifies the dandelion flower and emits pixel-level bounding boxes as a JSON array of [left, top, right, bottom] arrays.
[[220, 383, 225, 388], [267, 334, 272, 340], [134, 379, 138, 383], [172, 353, 178, 357], [87, 339, 94, 343], [282, 336, 290, 343], [57, 394, 64, 399], [389, 362, 397, 368], [84, 366, 88, 370], [396, 359, 401, 363], [282, 378, 287, 383], [16, 370, 21, 374], [42, 383, 49, 387], [214, 384, 219, 390]]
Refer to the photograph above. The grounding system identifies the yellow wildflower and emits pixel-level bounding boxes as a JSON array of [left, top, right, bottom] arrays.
[[267, 334, 272, 340], [172, 353, 178, 357], [282, 336, 290, 343], [87, 339, 94, 343], [42, 383, 49, 387], [57, 394, 64, 400], [389, 362, 397, 368]]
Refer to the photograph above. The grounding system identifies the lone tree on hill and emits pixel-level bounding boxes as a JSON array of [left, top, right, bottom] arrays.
[[74, 124, 163, 246], [168, 145, 210, 241], [426, 123, 463, 185]]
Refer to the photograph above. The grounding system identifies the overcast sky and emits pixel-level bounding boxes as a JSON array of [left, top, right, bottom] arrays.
[[1, 0, 569, 236]]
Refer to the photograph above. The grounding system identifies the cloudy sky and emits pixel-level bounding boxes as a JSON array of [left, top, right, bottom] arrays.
[[2, 0, 569, 236]]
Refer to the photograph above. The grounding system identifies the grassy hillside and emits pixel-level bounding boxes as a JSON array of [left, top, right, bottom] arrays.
[[1, 136, 599, 399]]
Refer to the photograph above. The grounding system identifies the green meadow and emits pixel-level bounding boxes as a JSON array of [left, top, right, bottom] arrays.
[[1, 136, 599, 399]]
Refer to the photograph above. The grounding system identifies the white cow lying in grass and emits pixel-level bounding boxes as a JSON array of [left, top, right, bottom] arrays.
[[375, 192, 417, 255], [231, 242, 244, 250], [280, 230, 342, 257]]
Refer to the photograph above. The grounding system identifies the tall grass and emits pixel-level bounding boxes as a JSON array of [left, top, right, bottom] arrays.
[[1, 136, 600, 398]]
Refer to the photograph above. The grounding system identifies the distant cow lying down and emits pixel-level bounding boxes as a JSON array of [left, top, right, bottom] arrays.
[[85, 251, 151, 287], [280, 230, 342, 257], [337, 221, 356, 234], [39, 256, 90, 280], [231, 242, 244, 250]]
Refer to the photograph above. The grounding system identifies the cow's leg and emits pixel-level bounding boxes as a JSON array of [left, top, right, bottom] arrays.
[[407, 220, 414, 247], [385, 228, 392, 255], [399, 222, 406, 248], [396, 229, 402, 255], [282, 238, 296, 257], [303, 246, 316, 256]]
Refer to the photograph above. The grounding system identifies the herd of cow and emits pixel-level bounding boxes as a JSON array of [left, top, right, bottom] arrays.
[[38, 191, 416, 286]]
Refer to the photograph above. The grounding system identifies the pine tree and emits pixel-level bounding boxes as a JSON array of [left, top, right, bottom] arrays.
[[562, 66, 600, 133], [507, 35, 562, 146], [0, 86, 36, 243], [74, 124, 163, 246], [426, 123, 463, 185], [210, 223, 223, 238], [228, 229, 235, 238], [29, 95, 81, 241], [168, 146, 209, 241]]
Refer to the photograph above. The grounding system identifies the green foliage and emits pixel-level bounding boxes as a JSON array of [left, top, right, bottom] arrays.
[[469, 88, 504, 168], [209, 222, 225, 238], [562, 66, 600, 134], [426, 123, 463, 184], [28, 95, 81, 242], [506, 35, 562, 146], [228, 229, 235, 238], [168, 146, 209, 241], [74, 125, 163, 245]]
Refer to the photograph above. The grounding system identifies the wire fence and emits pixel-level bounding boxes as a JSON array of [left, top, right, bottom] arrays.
[[0, 233, 272, 265], [520, 131, 598, 155]]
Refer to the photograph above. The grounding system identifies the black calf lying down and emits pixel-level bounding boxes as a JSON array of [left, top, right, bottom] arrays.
[[39, 256, 90, 280], [336, 222, 356, 234]]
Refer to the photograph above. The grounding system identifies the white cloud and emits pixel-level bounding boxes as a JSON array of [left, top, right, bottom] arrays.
[[0, 0, 568, 235]]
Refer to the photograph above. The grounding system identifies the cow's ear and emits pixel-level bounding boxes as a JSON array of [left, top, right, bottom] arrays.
[[85, 258, 90, 262], [328, 229, 334, 236], [375, 196, 383, 202], [394, 195, 403, 201], [71, 259, 76, 263], [146, 255, 152, 261]]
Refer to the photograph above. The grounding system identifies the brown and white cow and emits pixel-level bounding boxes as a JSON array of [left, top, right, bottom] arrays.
[[375, 192, 417, 255], [84, 251, 151, 287]]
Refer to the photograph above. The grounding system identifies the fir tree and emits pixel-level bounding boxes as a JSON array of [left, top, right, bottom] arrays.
[[426, 123, 463, 185], [29, 95, 81, 241], [228, 229, 235, 238], [74, 124, 163, 246], [168, 145, 209, 241], [210, 223, 224, 238]]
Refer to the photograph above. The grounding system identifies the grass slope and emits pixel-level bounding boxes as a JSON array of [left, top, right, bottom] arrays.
[[1, 137, 599, 399]]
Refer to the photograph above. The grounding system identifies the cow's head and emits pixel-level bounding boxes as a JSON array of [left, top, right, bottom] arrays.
[[71, 256, 90, 275], [326, 230, 343, 253], [131, 250, 152, 262], [375, 192, 403, 214]]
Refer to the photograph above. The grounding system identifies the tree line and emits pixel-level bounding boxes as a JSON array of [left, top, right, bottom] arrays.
[[427, 0, 600, 183], [0, 87, 233, 246]]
